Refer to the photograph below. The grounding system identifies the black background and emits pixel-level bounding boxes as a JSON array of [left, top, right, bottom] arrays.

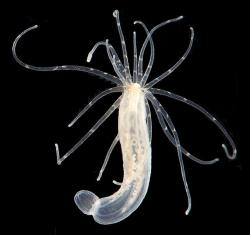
[[4, 1, 245, 234]]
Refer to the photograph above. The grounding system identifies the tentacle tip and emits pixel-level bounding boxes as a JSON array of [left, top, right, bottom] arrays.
[[185, 208, 191, 215], [55, 143, 59, 151], [221, 144, 237, 160], [96, 170, 103, 182], [112, 180, 122, 186], [67, 121, 74, 128], [190, 27, 194, 38], [96, 175, 101, 182], [133, 20, 140, 25], [55, 143, 61, 164], [86, 54, 92, 63], [113, 10, 119, 17]]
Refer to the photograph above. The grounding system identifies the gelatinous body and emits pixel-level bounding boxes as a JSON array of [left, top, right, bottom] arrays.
[[75, 84, 151, 224]]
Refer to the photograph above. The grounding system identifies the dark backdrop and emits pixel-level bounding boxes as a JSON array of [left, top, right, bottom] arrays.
[[4, 1, 245, 234]]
